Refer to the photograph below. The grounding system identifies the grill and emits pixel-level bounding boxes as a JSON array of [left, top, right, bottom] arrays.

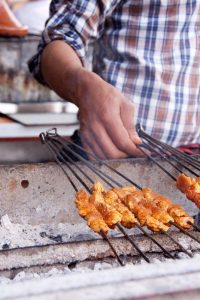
[[39, 128, 200, 265], [0, 128, 200, 299]]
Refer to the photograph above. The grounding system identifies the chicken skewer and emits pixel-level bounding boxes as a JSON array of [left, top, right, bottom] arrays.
[[112, 188, 170, 232], [142, 187, 194, 229], [75, 189, 109, 234], [92, 182, 138, 229], [176, 173, 200, 208], [75, 184, 194, 259], [76, 184, 150, 263], [42, 130, 197, 263], [91, 183, 174, 259], [113, 188, 170, 232], [112, 185, 194, 230], [76, 181, 194, 233]]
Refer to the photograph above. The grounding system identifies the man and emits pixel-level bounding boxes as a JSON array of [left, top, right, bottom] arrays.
[[29, 0, 200, 159]]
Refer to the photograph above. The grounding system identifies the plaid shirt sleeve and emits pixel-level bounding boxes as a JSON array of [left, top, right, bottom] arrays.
[[28, 0, 120, 85]]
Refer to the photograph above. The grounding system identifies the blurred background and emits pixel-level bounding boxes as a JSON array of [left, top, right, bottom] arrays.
[[0, 0, 79, 163]]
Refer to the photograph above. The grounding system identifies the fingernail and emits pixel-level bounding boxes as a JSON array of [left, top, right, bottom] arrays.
[[132, 135, 142, 144]]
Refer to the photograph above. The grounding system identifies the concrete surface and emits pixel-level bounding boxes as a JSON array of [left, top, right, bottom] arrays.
[[0, 159, 197, 226]]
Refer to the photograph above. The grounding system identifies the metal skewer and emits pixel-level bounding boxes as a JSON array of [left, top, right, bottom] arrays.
[[117, 224, 150, 263], [100, 231, 124, 266], [135, 224, 174, 259], [41, 129, 200, 262], [138, 145, 177, 182], [161, 230, 193, 258], [40, 133, 78, 192], [140, 140, 199, 177], [50, 137, 122, 188], [53, 133, 142, 190], [187, 221, 200, 233], [136, 124, 200, 172], [40, 134, 124, 265], [43, 131, 173, 262], [171, 222, 200, 245]]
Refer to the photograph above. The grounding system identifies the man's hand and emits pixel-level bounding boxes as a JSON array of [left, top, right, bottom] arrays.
[[41, 41, 143, 159], [77, 69, 142, 159]]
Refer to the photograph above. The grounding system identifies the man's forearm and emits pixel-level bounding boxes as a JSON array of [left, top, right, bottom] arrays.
[[41, 40, 85, 106]]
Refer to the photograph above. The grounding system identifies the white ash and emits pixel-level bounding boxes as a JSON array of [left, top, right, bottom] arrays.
[[0, 214, 96, 249], [0, 252, 196, 284], [94, 262, 115, 271], [0, 277, 10, 285], [0, 214, 199, 253], [13, 271, 26, 282], [0, 250, 199, 286], [175, 251, 192, 259], [0, 267, 71, 284], [177, 236, 192, 249], [0, 214, 200, 285], [151, 257, 174, 264], [35, 206, 42, 213], [1, 215, 13, 231], [0, 252, 199, 285]]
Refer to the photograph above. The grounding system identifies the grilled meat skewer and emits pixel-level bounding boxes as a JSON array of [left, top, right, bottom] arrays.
[[75, 190, 109, 233], [121, 192, 170, 232], [103, 190, 138, 228], [112, 187, 170, 232], [89, 190, 122, 228], [113, 186, 193, 230], [91, 182, 137, 228], [92, 183, 168, 232], [142, 188, 194, 229], [176, 173, 200, 208], [75, 182, 194, 234]]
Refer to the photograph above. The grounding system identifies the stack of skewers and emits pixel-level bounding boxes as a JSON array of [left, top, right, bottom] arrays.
[[40, 128, 200, 265], [75, 181, 194, 235]]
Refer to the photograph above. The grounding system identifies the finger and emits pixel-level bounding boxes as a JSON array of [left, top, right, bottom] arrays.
[[85, 140, 106, 161], [136, 145, 152, 157], [91, 122, 128, 159], [102, 109, 142, 156], [81, 130, 106, 160], [120, 100, 142, 145]]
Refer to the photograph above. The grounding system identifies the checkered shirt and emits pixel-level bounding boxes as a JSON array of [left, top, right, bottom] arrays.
[[29, 0, 200, 146]]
